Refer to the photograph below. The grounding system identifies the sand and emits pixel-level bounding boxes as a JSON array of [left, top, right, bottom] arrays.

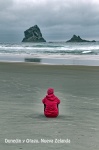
[[0, 62, 99, 150]]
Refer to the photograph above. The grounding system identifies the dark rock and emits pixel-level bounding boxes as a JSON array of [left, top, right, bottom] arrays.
[[67, 35, 96, 42], [24, 58, 41, 62], [22, 25, 46, 42], [91, 40, 96, 42]]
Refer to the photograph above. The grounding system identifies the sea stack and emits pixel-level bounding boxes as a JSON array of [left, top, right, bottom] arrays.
[[22, 25, 46, 42], [66, 35, 96, 42]]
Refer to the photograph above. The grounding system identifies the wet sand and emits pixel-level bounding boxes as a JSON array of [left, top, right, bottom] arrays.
[[0, 62, 99, 150]]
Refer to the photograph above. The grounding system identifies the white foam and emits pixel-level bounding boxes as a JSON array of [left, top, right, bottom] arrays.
[[82, 50, 92, 54]]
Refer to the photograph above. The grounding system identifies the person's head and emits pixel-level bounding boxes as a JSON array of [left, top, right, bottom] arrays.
[[47, 88, 54, 95]]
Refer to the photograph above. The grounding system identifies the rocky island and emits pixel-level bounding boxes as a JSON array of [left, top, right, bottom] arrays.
[[66, 35, 96, 42], [22, 25, 46, 42]]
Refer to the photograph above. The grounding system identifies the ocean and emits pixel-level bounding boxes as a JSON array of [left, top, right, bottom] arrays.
[[0, 42, 99, 65]]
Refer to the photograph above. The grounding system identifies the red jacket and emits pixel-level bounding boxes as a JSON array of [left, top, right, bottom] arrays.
[[42, 88, 60, 117]]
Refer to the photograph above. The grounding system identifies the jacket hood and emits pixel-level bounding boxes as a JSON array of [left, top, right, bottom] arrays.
[[46, 94, 56, 101], [47, 88, 54, 95]]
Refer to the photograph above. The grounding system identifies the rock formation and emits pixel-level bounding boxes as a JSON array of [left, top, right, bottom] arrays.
[[22, 25, 46, 42], [66, 35, 96, 42]]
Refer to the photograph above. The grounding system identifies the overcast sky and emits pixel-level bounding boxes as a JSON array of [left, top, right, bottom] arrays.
[[0, 0, 99, 42]]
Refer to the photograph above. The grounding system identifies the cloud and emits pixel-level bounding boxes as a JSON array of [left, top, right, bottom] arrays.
[[0, 0, 99, 42]]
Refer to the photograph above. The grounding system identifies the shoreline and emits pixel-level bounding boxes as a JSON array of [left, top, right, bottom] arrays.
[[1, 60, 99, 68], [0, 62, 99, 72], [1, 54, 99, 66]]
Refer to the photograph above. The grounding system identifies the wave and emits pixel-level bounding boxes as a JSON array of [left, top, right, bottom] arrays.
[[0, 42, 99, 56]]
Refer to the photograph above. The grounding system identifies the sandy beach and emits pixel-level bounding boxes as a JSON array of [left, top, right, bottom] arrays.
[[0, 62, 99, 150]]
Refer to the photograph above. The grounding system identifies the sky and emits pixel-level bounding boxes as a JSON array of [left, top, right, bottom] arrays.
[[0, 0, 99, 42]]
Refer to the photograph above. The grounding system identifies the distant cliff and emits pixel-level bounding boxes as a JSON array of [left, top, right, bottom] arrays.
[[22, 25, 46, 42], [67, 35, 96, 42]]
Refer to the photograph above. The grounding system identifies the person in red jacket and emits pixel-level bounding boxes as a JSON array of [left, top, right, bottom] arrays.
[[42, 88, 60, 117]]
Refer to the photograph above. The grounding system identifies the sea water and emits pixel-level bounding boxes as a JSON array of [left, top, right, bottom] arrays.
[[0, 42, 99, 65]]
